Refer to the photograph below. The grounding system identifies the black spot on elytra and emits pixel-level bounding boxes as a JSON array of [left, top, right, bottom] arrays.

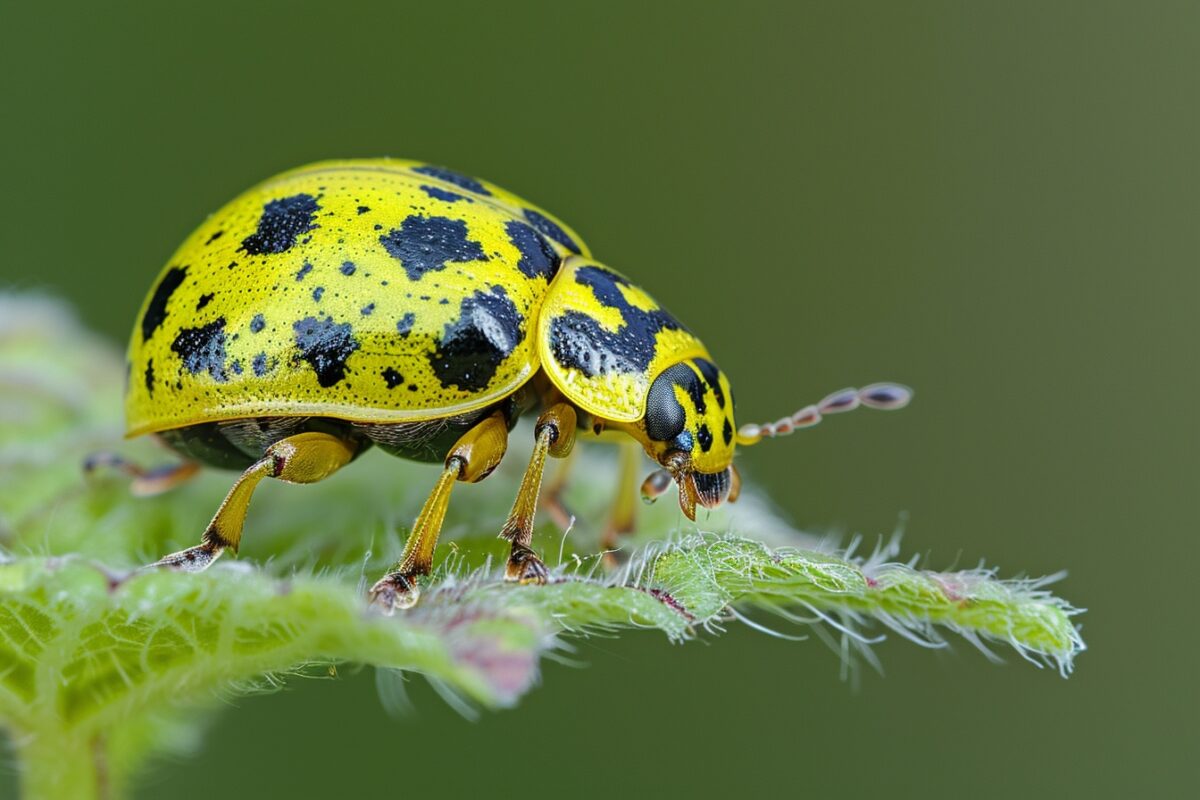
[[196, 293, 214, 311], [296, 262, 313, 281], [240, 193, 320, 255], [144, 359, 155, 396], [171, 318, 229, 382], [548, 266, 684, 377], [357, 205, 371, 215], [231, 359, 243, 376], [361, 303, 375, 316], [396, 312, 415, 337], [379, 215, 487, 281], [419, 184, 471, 203], [429, 286, 523, 392], [141, 266, 187, 341], [253, 352, 269, 377], [697, 423, 714, 452], [505, 220, 560, 280], [250, 314, 265, 333], [312, 286, 324, 302], [523, 208, 581, 254], [723, 418, 734, 446], [340, 261, 356, 276], [205, 230, 224, 245], [382, 367, 404, 389], [293, 316, 359, 387], [694, 358, 725, 409], [411, 165, 492, 196]]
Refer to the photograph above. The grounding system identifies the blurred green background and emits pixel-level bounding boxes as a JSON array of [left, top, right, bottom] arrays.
[[1, 1, 1194, 797]]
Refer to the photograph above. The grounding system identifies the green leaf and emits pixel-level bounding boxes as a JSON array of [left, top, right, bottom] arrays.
[[0, 294, 1085, 799]]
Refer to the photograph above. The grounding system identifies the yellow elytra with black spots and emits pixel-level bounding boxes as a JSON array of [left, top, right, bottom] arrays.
[[123, 158, 911, 609], [127, 159, 590, 437]]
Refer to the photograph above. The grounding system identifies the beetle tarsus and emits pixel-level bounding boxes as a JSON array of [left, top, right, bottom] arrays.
[[368, 573, 421, 614], [505, 543, 549, 585]]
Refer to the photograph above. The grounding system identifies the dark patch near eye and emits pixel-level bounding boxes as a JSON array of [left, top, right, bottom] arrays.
[[505, 220, 560, 280], [396, 312, 416, 337], [250, 314, 265, 333], [171, 318, 229, 382], [313, 286, 324, 302], [428, 285, 523, 392], [292, 316, 360, 387], [419, 184, 471, 203], [144, 359, 155, 396], [645, 364, 690, 442], [723, 418, 733, 446], [694, 358, 725, 409], [253, 353, 269, 377], [408, 384, 419, 391], [676, 366, 706, 415], [361, 303, 375, 316], [196, 292, 214, 311], [357, 205, 371, 215], [240, 193, 320, 255], [205, 230, 224, 245], [522, 208, 581, 255], [382, 367, 404, 389], [697, 423, 714, 452], [296, 262, 313, 281], [340, 261, 357, 276], [379, 215, 487, 281], [411, 164, 492, 196], [548, 265, 685, 377], [141, 265, 187, 341], [671, 430, 694, 453]]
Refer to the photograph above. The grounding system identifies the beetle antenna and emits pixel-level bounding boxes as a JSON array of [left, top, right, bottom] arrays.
[[735, 383, 912, 446]]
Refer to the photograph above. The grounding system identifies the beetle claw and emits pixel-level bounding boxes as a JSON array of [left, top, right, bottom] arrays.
[[368, 573, 421, 614], [505, 544, 549, 585]]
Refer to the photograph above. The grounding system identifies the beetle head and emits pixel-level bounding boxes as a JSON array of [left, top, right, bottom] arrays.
[[639, 358, 740, 519]]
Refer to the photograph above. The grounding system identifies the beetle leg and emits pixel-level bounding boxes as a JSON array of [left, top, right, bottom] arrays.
[[369, 411, 509, 613], [600, 439, 642, 561], [83, 452, 201, 497], [148, 431, 357, 572], [500, 403, 577, 584]]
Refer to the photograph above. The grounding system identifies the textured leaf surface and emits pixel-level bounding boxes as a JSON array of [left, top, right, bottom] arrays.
[[0, 295, 1085, 798]]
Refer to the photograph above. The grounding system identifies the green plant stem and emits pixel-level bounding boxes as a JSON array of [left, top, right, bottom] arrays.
[[17, 732, 107, 800]]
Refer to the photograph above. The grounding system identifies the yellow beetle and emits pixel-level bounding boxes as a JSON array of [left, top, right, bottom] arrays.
[[115, 159, 911, 611]]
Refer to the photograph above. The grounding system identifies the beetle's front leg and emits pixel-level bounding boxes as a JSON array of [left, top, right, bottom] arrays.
[[369, 411, 509, 613], [500, 403, 577, 584]]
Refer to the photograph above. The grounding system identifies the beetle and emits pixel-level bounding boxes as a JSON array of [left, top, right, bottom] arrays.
[[116, 158, 911, 612]]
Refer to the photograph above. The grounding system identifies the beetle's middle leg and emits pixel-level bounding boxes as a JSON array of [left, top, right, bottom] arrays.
[[369, 411, 510, 613], [149, 431, 358, 572], [500, 403, 577, 584]]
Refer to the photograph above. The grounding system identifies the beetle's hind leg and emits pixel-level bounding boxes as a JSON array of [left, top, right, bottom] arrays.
[[369, 411, 509, 613], [84, 452, 201, 497], [149, 431, 357, 572], [500, 403, 577, 584]]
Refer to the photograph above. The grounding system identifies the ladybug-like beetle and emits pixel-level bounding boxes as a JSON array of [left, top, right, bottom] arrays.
[[116, 159, 911, 611]]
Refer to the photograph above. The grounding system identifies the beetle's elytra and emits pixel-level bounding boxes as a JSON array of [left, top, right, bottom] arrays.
[[121, 158, 911, 611]]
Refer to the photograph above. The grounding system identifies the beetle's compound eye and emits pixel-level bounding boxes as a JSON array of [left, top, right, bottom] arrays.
[[644, 364, 691, 442], [693, 467, 733, 509]]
